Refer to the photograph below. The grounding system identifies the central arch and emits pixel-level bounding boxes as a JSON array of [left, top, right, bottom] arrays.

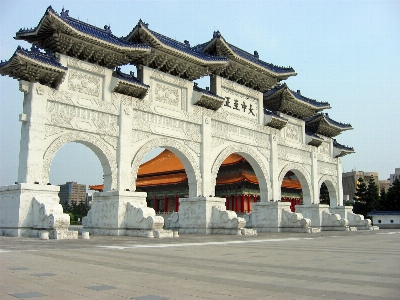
[[278, 163, 313, 205], [318, 175, 338, 206], [131, 138, 201, 197], [42, 132, 117, 191], [211, 144, 271, 202]]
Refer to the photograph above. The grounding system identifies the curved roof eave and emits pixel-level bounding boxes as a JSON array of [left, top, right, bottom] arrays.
[[126, 25, 229, 66], [16, 8, 151, 54], [216, 38, 296, 78]]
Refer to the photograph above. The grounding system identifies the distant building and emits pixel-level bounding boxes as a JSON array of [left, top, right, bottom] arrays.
[[58, 182, 86, 205], [368, 210, 400, 229], [86, 192, 93, 207], [390, 168, 400, 185], [342, 171, 379, 200], [379, 180, 391, 193]]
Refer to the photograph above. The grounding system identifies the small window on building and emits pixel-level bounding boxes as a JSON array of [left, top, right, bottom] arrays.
[[390, 220, 394, 223], [378, 220, 381, 223]]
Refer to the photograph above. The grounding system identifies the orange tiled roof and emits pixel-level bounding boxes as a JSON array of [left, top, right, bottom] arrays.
[[137, 172, 187, 186], [89, 150, 301, 191], [138, 149, 184, 176]]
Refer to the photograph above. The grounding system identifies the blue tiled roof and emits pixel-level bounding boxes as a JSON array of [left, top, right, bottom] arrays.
[[264, 84, 330, 108], [305, 130, 323, 140], [227, 43, 294, 74], [193, 34, 295, 74], [193, 83, 225, 100], [368, 210, 400, 216], [128, 22, 228, 62], [16, 7, 149, 50], [333, 139, 354, 151], [306, 113, 352, 129], [112, 68, 149, 87], [264, 109, 287, 121], [0, 45, 67, 70]]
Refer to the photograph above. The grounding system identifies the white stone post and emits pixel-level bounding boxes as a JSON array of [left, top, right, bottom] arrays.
[[336, 158, 343, 206], [17, 81, 48, 184], [201, 116, 212, 197], [269, 135, 280, 201], [116, 97, 133, 191], [310, 152, 319, 205]]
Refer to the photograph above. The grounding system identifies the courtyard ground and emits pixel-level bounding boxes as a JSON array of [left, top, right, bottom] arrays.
[[1, 229, 399, 299]]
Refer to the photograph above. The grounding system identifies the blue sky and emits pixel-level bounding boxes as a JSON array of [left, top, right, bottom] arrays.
[[0, 0, 399, 188]]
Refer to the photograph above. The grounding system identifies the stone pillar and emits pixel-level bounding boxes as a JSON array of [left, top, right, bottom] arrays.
[[201, 116, 212, 197], [116, 97, 133, 191], [310, 152, 319, 204], [336, 158, 343, 206], [270, 135, 280, 201], [17, 81, 48, 184]]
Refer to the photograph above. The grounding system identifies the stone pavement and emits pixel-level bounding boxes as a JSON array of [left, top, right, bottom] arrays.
[[1, 230, 399, 300]]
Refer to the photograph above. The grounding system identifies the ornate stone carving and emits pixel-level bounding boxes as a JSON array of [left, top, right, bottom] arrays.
[[68, 69, 101, 97], [318, 161, 338, 176], [131, 138, 202, 196], [154, 82, 180, 107], [45, 125, 64, 138], [48, 89, 119, 115], [68, 57, 106, 74], [211, 144, 271, 200], [131, 130, 152, 144], [277, 145, 312, 165], [46, 100, 119, 136], [286, 124, 300, 141], [42, 132, 117, 190]]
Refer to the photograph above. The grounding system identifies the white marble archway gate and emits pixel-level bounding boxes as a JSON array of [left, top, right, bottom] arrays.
[[0, 58, 351, 236]]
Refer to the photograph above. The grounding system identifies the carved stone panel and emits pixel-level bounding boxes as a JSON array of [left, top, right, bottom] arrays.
[[68, 69, 102, 98]]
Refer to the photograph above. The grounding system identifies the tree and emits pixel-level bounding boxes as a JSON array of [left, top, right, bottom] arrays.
[[365, 177, 379, 211], [353, 177, 368, 217], [378, 187, 387, 210], [386, 179, 400, 211], [319, 182, 330, 205]]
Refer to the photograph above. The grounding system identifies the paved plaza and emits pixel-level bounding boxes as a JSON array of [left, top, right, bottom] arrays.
[[1, 229, 399, 300]]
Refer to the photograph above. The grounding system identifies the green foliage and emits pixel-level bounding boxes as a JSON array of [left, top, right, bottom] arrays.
[[353, 177, 378, 217], [319, 182, 330, 205], [62, 201, 89, 224], [385, 179, 400, 211], [354, 177, 400, 216]]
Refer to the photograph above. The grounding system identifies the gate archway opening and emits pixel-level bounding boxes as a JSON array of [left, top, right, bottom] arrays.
[[214, 153, 260, 214], [281, 171, 303, 212], [318, 179, 338, 206], [135, 148, 190, 214], [49, 142, 104, 210]]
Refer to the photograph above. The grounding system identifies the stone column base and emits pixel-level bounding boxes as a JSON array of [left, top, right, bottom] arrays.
[[166, 196, 253, 235], [0, 184, 77, 239], [244, 202, 314, 233], [82, 191, 176, 238], [329, 206, 378, 230], [296, 204, 350, 231]]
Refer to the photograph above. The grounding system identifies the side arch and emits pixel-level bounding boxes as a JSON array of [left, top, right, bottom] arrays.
[[131, 138, 201, 197], [211, 144, 272, 202], [318, 175, 338, 206], [278, 163, 313, 205], [42, 132, 117, 191]]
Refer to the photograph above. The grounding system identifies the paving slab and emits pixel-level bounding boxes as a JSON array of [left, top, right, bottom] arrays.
[[1, 230, 399, 299]]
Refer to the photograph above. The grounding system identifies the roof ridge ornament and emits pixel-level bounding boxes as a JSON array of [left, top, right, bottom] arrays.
[[104, 25, 112, 34], [138, 19, 149, 28], [30, 45, 41, 53], [184, 40, 190, 48], [213, 30, 221, 38], [254, 51, 259, 59], [60, 7, 69, 18]]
